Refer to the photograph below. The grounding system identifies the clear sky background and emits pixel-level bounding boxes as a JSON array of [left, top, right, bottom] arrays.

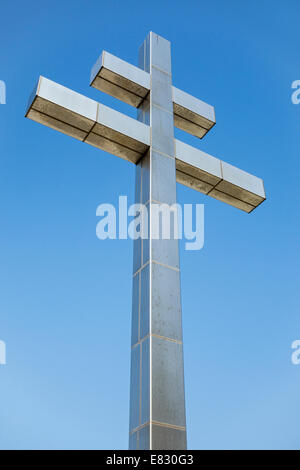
[[0, 0, 299, 450]]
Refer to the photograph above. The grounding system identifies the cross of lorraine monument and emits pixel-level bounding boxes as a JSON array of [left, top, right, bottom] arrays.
[[25, 32, 266, 450]]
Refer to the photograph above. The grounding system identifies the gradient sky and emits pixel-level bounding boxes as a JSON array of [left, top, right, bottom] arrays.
[[0, 0, 299, 450]]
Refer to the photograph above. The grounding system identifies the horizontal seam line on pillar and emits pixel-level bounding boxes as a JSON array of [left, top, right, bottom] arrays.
[[133, 259, 150, 278], [152, 259, 180, 272], [144, 198, 177, 205], [130, 421, 186, 435], [131, 334, 150, 349], [151, 64, 172, 77], [151, 421, 186, 431], [131, 333, 183, 349], [151, 333, 182, 344], [152, 102, 173, 115], [150, 149, 175, 159], [129, 421, 150, 435], [133, 259, 180, 278]]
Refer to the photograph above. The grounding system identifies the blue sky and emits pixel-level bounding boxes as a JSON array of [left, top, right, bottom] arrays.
[[0, 0, 299, 450]]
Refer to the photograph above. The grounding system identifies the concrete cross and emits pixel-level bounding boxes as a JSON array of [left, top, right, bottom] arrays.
[[25, 32, 266, 450]]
